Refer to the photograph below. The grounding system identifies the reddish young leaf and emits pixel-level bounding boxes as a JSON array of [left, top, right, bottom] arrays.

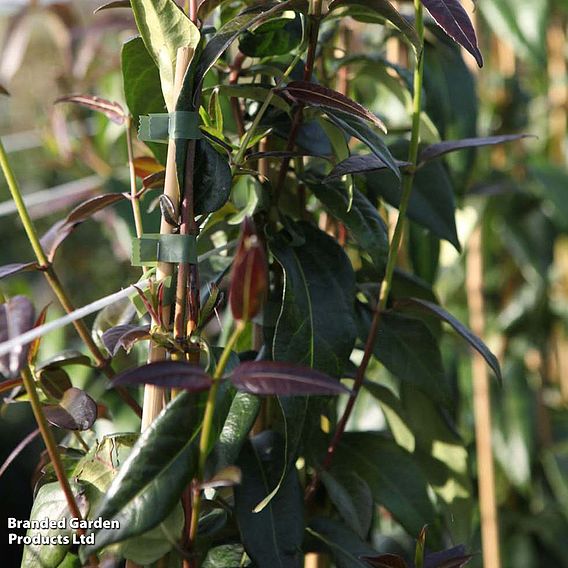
[[133, 156, 165, 179], [0, 296, 35, 379], [44, 387, 98, 431], [0, 262, 37, 281], [229, 361, 351, 396], [112, 361, 213, 392], [102, 324, 151, 356], [419, 134, 534, 163], [229, 218, 268, 322], [394, 298, 502, 383], [325, 154, 411, 181], [27, 305, 50, 365], [279, 81, 387, 133], [55, 94, 126, 125], [142, 169, 166, 190], [420, 0, 483, 67]]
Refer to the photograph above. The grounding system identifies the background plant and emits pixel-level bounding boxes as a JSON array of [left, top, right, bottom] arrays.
[[0, 1, 567, 568]]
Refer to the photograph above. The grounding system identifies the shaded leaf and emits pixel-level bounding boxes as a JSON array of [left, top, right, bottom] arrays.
[[270, 221, 357, 378], [112, 361, 212, 392], [420, 0, 483, 67], [0, 296, 35, 379], [279, 81, 386, 132], [27, 305, 49, 366], [325, 110, 399, 179], [326, 154, 410, 180], [194, 139, 232, 215], [357, 306, 450, 405], [36, 350, 92, 371], [102, 324, 151, 356], [94, 0, 131, 12], [230, 361, 350, 396], [394, 298, 502, 382], [362, 553, 408, 568], [0, 428, 40, 480], [55, 94, 126, 125], [0, 262, 37, 281], [234, 431, 304, 568], [38, 368, 73, 400], [424, 545, 473, 568], [239, 14, 303, 57], [44, 387, 97, 431], [419, 134, 534, 163], [82, 391, 199, 555]]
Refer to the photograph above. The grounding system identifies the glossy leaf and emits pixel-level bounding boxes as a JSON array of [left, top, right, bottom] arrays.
[[395, 298, 502, 382], [365, 160, 460, 250], [0, 262, 37, 280], [420, 0, 483, 67], [102, 324, 151, 356], [130, 0, 200, 110], [0, 296, 35, 379], [239, 14, 303, 57], [325, 110, 400, 179], [38, 368, 73, 400], [336, 432, 436, 537], [270, 221, 357, 378], [280, 81, 386, 132], [357, 306, 450, 405], [230, 361, 350, 396], [306, 176, 388, 273], [112, 360, 212, 391], [44, 387, 97, 431], [94, 0, 130, 12], [419, 134, 533, 163], [55, 94, 126, 125], [234, 432, 304, 567], [36, 350, 92, 371], [326, 154, 410, 180], [194, 139, 233, 215], [82, 391, 199, 555]]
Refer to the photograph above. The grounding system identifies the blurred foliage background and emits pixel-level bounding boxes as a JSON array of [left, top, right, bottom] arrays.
[[1, 0, 568, 566]]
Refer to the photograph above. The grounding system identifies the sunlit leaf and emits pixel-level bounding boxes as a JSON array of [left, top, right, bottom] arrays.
[[44, 387, 97, 431]]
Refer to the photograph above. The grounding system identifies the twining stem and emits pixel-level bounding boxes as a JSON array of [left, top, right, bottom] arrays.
[[188, 321, 245, 544], [20, 367, 84, 533], [0, 138, 141, 417], [307, 0, 425, 494]]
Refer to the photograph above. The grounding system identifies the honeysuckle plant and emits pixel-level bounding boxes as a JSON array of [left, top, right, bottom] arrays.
[[0, 0, 536, 567]]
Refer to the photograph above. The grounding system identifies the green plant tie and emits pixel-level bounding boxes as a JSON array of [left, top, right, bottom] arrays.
[[131, 234, 198, 267], [138, 111, 202, 143]]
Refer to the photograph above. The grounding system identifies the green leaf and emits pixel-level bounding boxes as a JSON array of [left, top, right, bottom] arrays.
[[320, 470, 373, 538], [306, 517, 378, 568], [194, 139, 232, 215], [211, 391, 261, 471], [121, 36, 168, 164], [325, 110, 400, 179], [336, 432, 437, 537], [305, 175, 388, 274], [81, 391, 199, 557], [234, 432, 304, 568], [365, 159, 460, 250], [394, 298, 502, 382], [270, 221, 357, 377], [21, 482, 88, 568], [356, 306, 450, 405], [328, 0, 421, 56], [130, 0, 200, 110], [203, 544, 250, 567], [239, 14, 303, 57]]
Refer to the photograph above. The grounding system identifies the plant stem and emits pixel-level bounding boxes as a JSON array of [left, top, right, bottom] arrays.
[[188, 321, 245, 545], [20, 367, 84, 532], [306, 0, 425, 497], [0, 138, 141, 417], [125, 116, 145, 240]]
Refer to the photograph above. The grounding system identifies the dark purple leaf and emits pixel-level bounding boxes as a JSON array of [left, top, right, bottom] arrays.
[[424, 545, 474, 568], [102, 324, 151, 356], [0, 296, 35, 379], [38, 368, 73, 400], [0, 262, 37, 280], [36, 350, 92, 370], [419, 134, 534, 163], [40, 194, 126, 261], [0, 428, 40, 479], [112, 361, 212, 392], [279, 81, 387, 133], [244, 150, 329, 163], [395, 298, 502, 382], [94, 0, 131, 13], [420, 0, 483, 67], [55, 94, 126, 125], [229, 361, 351, 396], [44, 387, 98, 431], [325, 154, 411, 181], [362, 553, 409, 568], [142, 170, 166, 190]]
